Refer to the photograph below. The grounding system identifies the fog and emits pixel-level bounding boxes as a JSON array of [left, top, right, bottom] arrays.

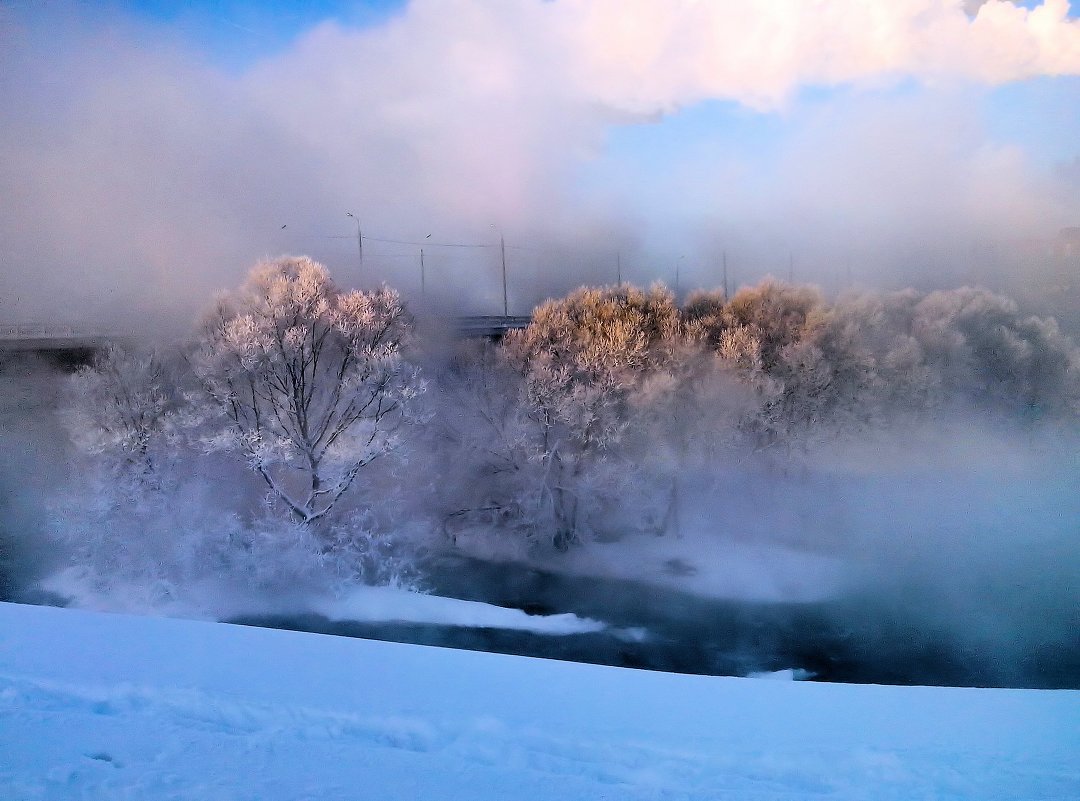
[[662, 423, 1080, 685], [1, 1, 1078, 688], [2, 1, 1079, 331], [3, 270, 1078, 687]]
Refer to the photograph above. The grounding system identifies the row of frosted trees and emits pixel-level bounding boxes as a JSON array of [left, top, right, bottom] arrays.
[[58, 256, 1080, 598]]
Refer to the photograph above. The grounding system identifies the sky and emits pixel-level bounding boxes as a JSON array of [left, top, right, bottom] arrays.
[[1, 0, 1079, 327]]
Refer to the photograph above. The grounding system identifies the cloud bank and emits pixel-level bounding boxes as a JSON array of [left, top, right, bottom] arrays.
[[556, 0, 1080, 111], [1, 1, 1078, 328]]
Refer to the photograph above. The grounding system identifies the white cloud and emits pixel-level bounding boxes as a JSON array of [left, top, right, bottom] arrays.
[[555, 0, 1080, 111], [0, 1, 1077, 325]]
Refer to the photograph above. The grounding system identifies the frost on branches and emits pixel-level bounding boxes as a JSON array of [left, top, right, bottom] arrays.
[[64, 344, 180, 491], [190, 257, 424, 530], [58, 344, 194, 601], [50, 263, 1080, 598], [500, 285, 684, 549]]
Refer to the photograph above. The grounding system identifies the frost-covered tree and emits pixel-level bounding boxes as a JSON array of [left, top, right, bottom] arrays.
[[912, 287, 1080, 419], [57, 343, 196, 600], [629, 336, 760, 535], [811, 290, 931, 419], [189, 257, 424, 529], [500, 284, 683, 548], [427, 340, 538, 548], [64, 343, 180, 489], [746, 284, 1080, 435], [684, 283, 806, 447], [722, 279, 824, 372], [682, 289, 728, 349]]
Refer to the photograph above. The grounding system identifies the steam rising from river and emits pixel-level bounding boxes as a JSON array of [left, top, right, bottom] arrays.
[[1, 1, 1078, 687], [1, 347, 1077, 688]]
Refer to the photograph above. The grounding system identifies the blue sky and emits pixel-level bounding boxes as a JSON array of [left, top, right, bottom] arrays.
[[982, 76, 1080, 167], [118, 0, 407, 67]]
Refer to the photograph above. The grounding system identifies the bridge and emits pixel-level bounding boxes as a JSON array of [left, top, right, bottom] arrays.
[[0, 323, 129, 351], [452, 315, 532, 339], [0, 316, 532, 356]]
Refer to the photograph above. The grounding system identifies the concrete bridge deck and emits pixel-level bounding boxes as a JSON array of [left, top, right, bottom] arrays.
[[452, 315, 532, 339], [0, 323, 127, 353], [0, 316, 532, 355]]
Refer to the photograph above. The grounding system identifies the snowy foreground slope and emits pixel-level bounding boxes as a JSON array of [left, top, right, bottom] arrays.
[[1, 603, 1078, 800]]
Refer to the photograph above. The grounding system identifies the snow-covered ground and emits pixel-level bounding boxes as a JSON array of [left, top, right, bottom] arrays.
[[2, 602, 1078, 800]]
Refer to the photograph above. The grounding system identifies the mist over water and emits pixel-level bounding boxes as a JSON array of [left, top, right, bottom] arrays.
[[2, 304, 1077, 688], [2, 1, 1079, 688]]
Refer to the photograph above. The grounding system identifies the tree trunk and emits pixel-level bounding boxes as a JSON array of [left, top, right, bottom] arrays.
[[551, 485, 579, 551]]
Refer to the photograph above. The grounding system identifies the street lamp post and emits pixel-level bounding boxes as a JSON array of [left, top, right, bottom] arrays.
[[345, 212, 363, 280], [500, 234, 508, 317], [491, 223, 508, 317], [723, 250, 729, 298], [420, 234, 431, 298]]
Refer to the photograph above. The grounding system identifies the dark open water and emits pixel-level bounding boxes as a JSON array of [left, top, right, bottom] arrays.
[[229, 554, 1080, 689]]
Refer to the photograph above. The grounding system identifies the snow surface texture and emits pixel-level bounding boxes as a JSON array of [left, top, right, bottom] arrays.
[[2, 602, 1078, 801]]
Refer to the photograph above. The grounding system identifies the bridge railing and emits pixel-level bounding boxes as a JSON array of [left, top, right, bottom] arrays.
[[453, 315, 532, 338], [1, 316, 531, 348], [0, 322, 117, 341]]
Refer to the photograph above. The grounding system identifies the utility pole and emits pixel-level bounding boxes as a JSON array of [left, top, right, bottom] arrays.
[[421, 233, 432, 297], [500, 234, 508, 317], [616, 251, 622, 288], [788, 251, 794, 284], [345, 212, 363, 280], [723, 250, 729, 298]]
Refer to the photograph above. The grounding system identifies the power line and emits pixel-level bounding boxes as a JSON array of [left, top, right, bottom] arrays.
[[276, 223, 755, 305], [505, 242, 616, 257], [278, 226, 613, 257], [362, 234, 489, 249]]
